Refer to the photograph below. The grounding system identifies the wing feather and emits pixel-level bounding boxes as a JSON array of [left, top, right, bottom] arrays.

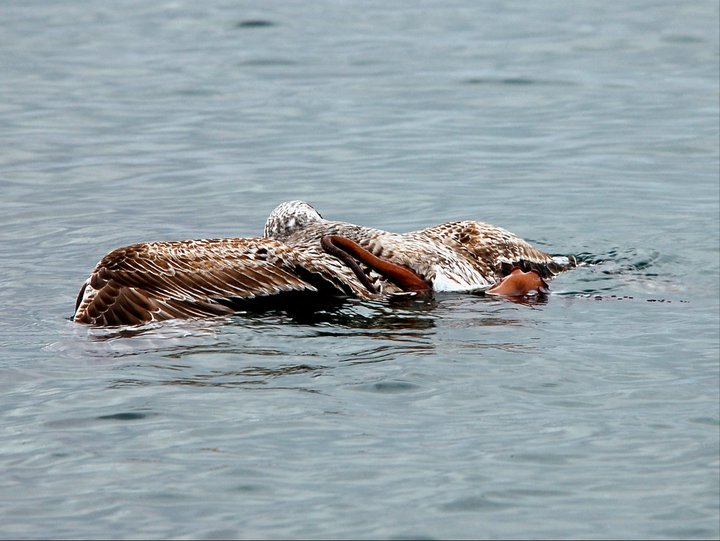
[[73, 237, 350, 325]]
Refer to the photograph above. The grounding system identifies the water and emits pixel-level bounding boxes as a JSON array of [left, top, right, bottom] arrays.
[[1, 0, 718, 539]]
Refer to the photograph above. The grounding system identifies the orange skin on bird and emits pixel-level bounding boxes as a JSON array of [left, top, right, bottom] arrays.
[[486, 267, 549, 297], [320, 235, 431, 293]]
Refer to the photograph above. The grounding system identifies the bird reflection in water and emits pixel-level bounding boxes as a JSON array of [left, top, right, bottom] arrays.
[[67, 291, 551, 391]]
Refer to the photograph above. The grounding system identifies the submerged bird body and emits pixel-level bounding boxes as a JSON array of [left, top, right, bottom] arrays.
[[264, 200, 572, 293], [73, 200, 575, 326]]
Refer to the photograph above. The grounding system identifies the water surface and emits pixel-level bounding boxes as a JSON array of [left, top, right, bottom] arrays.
[[1, 1, 718, 539]]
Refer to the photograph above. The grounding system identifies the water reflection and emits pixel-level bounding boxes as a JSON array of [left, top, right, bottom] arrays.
[[50, 299, 440, 388], [55, 292, 557, 389], [109, 363, 327, 389], [67, 297, 439, 343]]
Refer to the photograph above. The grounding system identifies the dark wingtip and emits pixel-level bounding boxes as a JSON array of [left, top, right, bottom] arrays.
[[74, 281, 88, 315]]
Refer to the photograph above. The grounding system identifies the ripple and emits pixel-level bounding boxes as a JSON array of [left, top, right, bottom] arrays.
[[96, 412, 153, 421], [235, 20, 276, 29], [441, 495, 512, 511], [352, 380, 422, 393], [238, 58, 298, 67], [462, 77, 575, 87]]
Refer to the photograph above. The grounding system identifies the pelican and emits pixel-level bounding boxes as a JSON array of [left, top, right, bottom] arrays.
[[264, 200, 573, 293], [73, 201, 574, 325]]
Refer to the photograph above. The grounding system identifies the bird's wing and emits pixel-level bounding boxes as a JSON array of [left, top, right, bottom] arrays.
[[73, 237, 357, 326]]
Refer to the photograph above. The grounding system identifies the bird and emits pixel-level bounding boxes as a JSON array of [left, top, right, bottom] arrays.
[[72, 201, 574, 326], [264, 200, 574, 295]]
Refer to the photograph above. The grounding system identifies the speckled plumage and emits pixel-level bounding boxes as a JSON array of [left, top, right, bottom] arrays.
[[73, 200, 574, 326], [73, 236, 377, 326], [264, 200, 574, 293]]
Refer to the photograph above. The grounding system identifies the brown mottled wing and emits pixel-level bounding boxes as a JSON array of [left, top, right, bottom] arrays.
[[410, 221, 572, 278], [73, 237, 351, 326]]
